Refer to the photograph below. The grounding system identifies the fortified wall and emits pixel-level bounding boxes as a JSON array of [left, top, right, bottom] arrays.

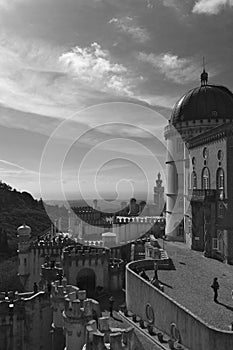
[[0, 290, 52, 350], [62, 245, 125, 291]]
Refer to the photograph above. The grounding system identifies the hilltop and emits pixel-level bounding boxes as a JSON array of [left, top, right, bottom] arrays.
[[0, 181, 68, 256]]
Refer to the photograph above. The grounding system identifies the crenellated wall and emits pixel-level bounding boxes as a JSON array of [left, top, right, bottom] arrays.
[[83, 316, 135, 350], [18, 238, 73, 291], [0, 291, 52, 350], [61, 284, 101, 350]]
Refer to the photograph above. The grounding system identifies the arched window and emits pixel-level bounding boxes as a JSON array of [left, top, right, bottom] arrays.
[[216, 168, 224, 198], [202, 167, 210, 190], [191, 171, 197, 189]]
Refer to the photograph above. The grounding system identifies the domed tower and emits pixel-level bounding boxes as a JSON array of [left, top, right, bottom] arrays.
[[17, 224, 32, 289], [164, 69, 233, 240]]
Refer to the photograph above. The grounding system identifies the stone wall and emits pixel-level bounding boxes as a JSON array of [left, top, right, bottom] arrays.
[[126, 260, 233, 350]]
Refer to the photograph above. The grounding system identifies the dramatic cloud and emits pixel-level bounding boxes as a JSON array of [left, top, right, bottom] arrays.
[[193, 0, 233, 15], [109, 17, 150, 43], [59, 42, 134, 96], [138, 52, 200, 84]]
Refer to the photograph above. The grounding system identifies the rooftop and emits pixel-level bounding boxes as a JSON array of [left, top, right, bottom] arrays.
[[147, 240, 233, 331]]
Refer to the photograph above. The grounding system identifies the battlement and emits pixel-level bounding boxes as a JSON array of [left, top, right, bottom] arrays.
[[60, 285, 100, 322], [115, 216, 165, 224], [83, 240, 104, 247], [63, 245, 110, 264], [84, 316, 134, 350], [41, 261, 63, 283], [0, 291, 49, 325], [30, 237, 73, 251], [108, 258, 125, 273]]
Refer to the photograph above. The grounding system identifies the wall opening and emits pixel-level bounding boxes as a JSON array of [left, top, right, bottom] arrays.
[[76, 268, 96, 293]]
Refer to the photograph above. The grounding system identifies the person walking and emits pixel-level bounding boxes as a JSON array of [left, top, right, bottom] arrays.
[[154, 262, 158, 280], [109, 296, 115, 317], [211, 277, 219, 302]]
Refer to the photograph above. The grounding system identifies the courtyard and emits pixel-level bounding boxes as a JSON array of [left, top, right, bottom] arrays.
[[145, 239, 233, 331]]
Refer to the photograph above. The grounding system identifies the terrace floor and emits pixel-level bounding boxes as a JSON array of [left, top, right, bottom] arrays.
[[146, 239, 233, 331]]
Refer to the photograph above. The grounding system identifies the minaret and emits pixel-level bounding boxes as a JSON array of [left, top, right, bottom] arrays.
[[154, 173, 164, 215]]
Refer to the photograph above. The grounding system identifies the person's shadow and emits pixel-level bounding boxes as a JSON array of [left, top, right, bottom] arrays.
[[217, 301, 233, 311]]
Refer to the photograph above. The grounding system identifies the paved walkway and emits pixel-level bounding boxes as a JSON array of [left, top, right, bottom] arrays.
[[147, 240, 233, 330]]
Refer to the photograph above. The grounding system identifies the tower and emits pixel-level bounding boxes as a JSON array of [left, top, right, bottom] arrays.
[[17, 224, 32, 290], [153, 173, 164, 215]]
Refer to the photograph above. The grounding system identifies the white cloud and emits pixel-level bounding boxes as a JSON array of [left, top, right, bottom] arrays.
[[59, 42, 133, 96], [0, 35, 138, 127], [0, 0, 30, 10], [109, 17, 150, 43], [138, 52, 201, 84], [0, 159, 38, 177], [193, 0, 233, 15]]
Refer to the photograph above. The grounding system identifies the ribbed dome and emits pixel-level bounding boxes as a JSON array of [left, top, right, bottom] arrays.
[[171, 85, 233, 124], [17, 224, 31, 236]]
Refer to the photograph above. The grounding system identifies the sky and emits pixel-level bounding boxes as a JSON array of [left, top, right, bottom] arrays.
[[0, 0, 233, 202]]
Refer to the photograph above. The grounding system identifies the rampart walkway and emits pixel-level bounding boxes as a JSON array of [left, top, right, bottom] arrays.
[[154, 240, 233, 330]]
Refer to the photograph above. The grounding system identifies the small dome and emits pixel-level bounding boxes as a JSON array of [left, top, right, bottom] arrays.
[[17, 224, 31, 236], [171, 85, 233, 125]]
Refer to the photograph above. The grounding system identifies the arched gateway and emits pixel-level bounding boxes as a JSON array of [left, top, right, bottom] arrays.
[[76, 268, 96, 292]]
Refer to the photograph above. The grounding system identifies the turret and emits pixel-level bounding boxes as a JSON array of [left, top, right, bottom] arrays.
[[62, 288, 101, 350], [17, 224, 31, 289]]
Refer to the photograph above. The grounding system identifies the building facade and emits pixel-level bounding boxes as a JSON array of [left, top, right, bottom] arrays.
[[164, 69, 233, 263]]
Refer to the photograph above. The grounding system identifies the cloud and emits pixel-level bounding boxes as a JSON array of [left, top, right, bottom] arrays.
[[193, 0, 233, 15], [138, 52, 201, 84], [0, 34, 140, 125], [59, 42, 134, 96], [0, 0, 30, 11], [109, 17, 150, 43], [0, 159, 38, 176], [162, 0, 180, 9]]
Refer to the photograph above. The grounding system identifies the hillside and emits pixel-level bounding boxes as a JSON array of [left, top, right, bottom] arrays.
[[0, 181, 67, 256]]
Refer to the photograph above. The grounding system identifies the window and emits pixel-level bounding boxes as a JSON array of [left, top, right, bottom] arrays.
[[177, 139, 183, 153], [203, 147, 208, 159], [191, 171, 197, 189], [212, 238, 218, 250], [217, 202, 224, 218], [217, 150, 223, 161], [202, 167, 210, 190], [216, 168, 225, 199], [24, 258, 27, 266]]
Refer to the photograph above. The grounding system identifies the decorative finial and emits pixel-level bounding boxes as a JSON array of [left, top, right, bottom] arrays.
[[200, 56, 208, 86]]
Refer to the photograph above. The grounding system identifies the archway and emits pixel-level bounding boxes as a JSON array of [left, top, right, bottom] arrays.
[[76, 268, 96, 293]]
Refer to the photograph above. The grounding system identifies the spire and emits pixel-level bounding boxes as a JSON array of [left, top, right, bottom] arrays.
[[200, 57, 208, 86], [156, 173, 162, 188]]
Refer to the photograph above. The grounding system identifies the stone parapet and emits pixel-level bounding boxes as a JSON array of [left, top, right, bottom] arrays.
[[84, 316, 134, 350]]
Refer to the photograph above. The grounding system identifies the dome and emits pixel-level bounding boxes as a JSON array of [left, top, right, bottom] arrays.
[[171, 84, 233, 125], [17, 224, 31, 236]]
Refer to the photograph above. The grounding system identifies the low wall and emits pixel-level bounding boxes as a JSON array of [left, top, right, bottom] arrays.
[[126, 260, 233, 350]]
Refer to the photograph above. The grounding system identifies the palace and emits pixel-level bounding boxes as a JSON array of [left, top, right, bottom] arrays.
[[164, 68, 233, 263]]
